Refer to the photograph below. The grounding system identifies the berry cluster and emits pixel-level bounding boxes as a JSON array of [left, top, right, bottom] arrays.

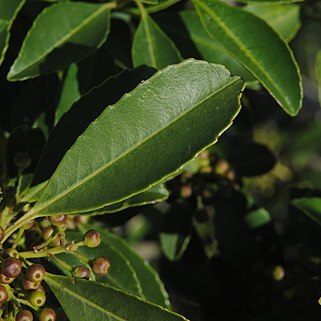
[[0, 212, 110, 320]]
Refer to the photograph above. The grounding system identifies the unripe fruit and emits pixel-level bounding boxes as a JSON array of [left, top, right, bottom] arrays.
[[91, 257, 110, 277], [83, 230, 101, 248], [72, 266, 90, 279], [3, 248, 19, 258], [1, 257, 22, 278], [0, 285, 8, 304], [0, 227, 4, 242], [15, 310, 33, 321], [22, 277, 40, 291], [0, 274, 14, 284], [49, 215, 67, 227], [42, 227, 54, 241], [23, 220, 34, 230], [28, 291, 46, 307], [25, 264, 46, 283], [38, 308, 57, 321]]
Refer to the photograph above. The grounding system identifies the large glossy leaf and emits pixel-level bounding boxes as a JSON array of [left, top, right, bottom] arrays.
[[317, 50, 321, 106], [32, 66, 156, 185], [292, 197, 321, 227], [59, 229, 170, 307], [17, 60, 244, 223], [156, 11, 256, 83], [8, 2, 112, 81], [132, 13, 182, 68], [46, 275, 189, 321], [245, 4, 301, 42], [193, 0, 302, 115], [0, 0, 24, 65]]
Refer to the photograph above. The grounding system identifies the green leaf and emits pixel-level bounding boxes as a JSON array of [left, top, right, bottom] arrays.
[[26, 60, 244, 219], [86, 184, 169, 215], [193, 0, 302, 115], [160, 204, 193, 261], [0, 0, 25, 66], [245, 4, 301, 42], [33, 66, 156, 185], [317, 50, 321, 107], [20, 181, 47, 203], [156, 11, 256, 83], [46, 275, 189, 321], [132, 13, 182, 69], [244, 208, 272, 229], [59, 229, 170, 307], [55, 64, 81, 124], [58, 231, 142, 297], [8, 2, 112, 81], [292, 197, 321, 227]]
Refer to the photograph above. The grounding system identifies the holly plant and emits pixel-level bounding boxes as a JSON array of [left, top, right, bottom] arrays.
[[0, 0, 320, 320]]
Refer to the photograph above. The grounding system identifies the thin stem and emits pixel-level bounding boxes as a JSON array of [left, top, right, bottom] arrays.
[[19, 246, 66, 259], [2, 210, 37, 244], [69, 250, 90, 264], [134, 0, 147, 18], [51, 256, 73, 272], [12, 227, 25, 249]]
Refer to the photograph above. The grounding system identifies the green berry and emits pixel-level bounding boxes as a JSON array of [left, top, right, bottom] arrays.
[[0, 273, 14, 284], [14, 152, 32, 170], [22, 277, 40, 290], [83, 230, 101, 248], [25, 264, 46, 282], [1, 257, 22, 278], [0, 284, 8, 304], [38, 308, 57, 321], [15, 310, 33, 321], [28, 291, 46, 307], [91, 257, 110, 277], [72, 266, 90, 279]]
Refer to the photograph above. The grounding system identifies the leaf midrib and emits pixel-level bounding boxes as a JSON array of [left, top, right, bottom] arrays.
[[32, 73, 241, 217], [195, 0, 292, 110], [10, 3, 108, 76], [143, 16, 157, 67]]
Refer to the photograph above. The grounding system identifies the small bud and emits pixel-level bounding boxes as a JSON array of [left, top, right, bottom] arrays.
[[65, 242, 78, 252], [14, 152, 32, 170], [22, 277, 40, 291], [49, 215, 67, 227], [15, 310, 33, 321], [0, 273, 14, 284], [91, 257, 110, 277], [0, 227, 4, 242], [72, 266, 90, 280], [38, 308, 57, 321], [25, 264, 46, 283], [1, 257, 22, 278], [28, 291, 46, 307], [83, 230, 101, 248], [215, 160, 230, 175], [3, 248, 19, 258], [0, 285, 8, 304]]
